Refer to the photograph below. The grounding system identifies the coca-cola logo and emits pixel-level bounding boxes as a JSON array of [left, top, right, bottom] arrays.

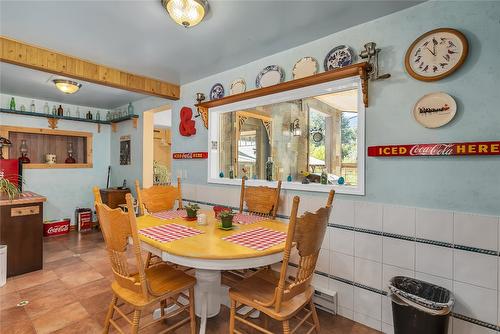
[[47, 225, 69, 234], [409, 144, 455, 156]]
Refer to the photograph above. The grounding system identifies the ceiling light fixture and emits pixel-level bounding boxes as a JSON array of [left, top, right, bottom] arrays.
[[161, 0, 209, 28], [53, 79, 82, 94]]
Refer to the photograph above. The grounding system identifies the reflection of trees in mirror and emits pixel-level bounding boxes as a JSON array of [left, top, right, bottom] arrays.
[[341, 112, 357, 162], [153, 160, 171, 185]]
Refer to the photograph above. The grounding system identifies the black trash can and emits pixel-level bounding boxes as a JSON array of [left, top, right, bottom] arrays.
[[389, 276, 454, 334]]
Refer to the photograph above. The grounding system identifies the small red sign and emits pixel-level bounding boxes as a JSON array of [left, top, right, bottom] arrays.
[[43, 219, 70, 237], [368, 141, 500, 157], [172, 152, 208, 159]]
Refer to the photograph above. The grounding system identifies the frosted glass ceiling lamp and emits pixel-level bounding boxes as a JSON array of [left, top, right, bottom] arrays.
[[53, 79, 82, 94], [162, 0, 209, 28]]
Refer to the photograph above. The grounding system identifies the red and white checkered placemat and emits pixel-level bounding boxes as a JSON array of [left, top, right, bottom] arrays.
[[232, 213, 267, 225], [139, 223, 203, 243], [222, 227, 287, 251], [152, 209, 187, 220]]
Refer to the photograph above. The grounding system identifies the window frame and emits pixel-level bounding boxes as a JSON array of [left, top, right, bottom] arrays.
[[207, 76, 365, 195]]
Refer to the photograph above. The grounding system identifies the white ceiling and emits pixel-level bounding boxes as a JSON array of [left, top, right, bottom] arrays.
[[0, 62, 147, 109], [0, 0, 423, 85]]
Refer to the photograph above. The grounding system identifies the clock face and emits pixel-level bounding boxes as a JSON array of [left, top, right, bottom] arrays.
[[405, 28, 468, 81]]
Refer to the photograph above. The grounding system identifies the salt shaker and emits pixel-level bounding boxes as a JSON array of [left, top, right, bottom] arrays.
[[197, 213, 207, 226]]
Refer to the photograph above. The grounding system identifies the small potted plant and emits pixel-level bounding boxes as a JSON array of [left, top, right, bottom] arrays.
[[219, 209, 234, 229], [0, 173, 21, 200], [185, 203, 200, 218]]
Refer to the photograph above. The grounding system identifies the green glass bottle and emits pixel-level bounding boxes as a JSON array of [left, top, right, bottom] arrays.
[[9, 97, 16, 110], [321, 170, 328, 184]]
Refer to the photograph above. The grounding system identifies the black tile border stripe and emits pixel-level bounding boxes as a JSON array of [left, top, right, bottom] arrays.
[[183, 198, 499, 257], [184, 198, 499, 332]]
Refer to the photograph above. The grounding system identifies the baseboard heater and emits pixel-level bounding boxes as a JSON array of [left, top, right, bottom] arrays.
[[313, 289, 337, 315]]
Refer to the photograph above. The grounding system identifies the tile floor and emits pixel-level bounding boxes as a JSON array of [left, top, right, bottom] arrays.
[[0, 230, 381, 334]]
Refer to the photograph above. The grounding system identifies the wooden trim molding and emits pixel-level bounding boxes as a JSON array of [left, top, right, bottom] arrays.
[[196, 62, 369, 110], [0, 36, 180, 100]]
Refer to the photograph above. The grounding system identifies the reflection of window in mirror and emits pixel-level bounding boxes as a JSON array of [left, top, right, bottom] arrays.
[[210, 77, 365, 195], [219, 89, 358, 185]]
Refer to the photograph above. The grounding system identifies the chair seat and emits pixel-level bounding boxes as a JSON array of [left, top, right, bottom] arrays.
[[229, 269, 313, 321], [112, 263, 196, 308]]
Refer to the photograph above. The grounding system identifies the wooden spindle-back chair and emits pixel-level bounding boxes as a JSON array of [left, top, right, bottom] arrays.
[[96, 194, 196, 334], [135, 177, 183, 216], [229, 190, 335, 334], [239, 178, 282, 219]]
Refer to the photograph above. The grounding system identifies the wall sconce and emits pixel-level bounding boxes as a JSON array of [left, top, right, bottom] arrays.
[[194, 92, 206, 118], [290, 119, 302, 137], [359, 42, 391, 81]]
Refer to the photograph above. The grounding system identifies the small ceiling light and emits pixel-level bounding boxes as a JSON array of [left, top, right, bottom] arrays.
[[53, 79, 82, 94], [162, 0, 209, 28]]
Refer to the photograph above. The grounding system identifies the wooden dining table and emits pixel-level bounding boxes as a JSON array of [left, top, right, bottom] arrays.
[[136, 210, 288, 334]]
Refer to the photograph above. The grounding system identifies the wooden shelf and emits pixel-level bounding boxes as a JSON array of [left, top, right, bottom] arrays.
[[23, 163, 92, 169]]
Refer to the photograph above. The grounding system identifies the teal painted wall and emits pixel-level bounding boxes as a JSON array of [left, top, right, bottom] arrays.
[[169, 1, 500, 215]]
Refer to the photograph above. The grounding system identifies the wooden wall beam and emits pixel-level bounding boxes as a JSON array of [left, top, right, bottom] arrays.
[[0, 36, 180, 100]]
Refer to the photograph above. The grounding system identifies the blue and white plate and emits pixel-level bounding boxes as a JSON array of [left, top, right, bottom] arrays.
[[256, 65, 285, 88], [323, 45, 355, 71], [210, 83, 225, 100]]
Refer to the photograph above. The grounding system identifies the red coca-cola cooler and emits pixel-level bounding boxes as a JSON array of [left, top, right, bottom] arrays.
[[43, 219, 70, 237], [75, 208, 93, 232]]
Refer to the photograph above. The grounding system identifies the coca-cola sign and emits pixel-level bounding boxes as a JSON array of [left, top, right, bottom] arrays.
[[172, 152, 208, 159], [368, 141, 500, 157], [47, 225, 69, 234], [43, 219, 70, 237]]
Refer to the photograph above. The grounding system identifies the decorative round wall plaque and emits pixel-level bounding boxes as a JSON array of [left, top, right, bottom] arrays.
[[256, 65, 285, 88], [210, 83, 225, 100], [292, 57, 319, 79], [405, 28, 468, 81], [323, 45, 355, 71], [229, 78, 246, 95], [413, 92, 457, 128]]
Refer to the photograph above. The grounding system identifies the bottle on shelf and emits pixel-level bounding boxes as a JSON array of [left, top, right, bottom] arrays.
[[86, 110, 93, 120], [75, 107, 81, 118], [30, 100, 36, 113], [128, 102, 134, 116], [265, 157, 274, 181], [57, 105, 64, 116], [43, 102, 50, 114], [106, 111, 111, 121], [65, 107, 71, 117], [229, 166, 234, 179], [19, 105, 26, 112], [18, 139, 30, 164], [52, 105, 57, 115], [95, 110, 101, 121], [9, 97, 15, 110]]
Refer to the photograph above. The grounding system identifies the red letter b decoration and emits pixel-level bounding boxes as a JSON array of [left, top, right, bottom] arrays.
[[179, 107, 196, 137]]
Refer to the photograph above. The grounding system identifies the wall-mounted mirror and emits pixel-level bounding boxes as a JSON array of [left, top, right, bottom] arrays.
[[208, 76, 365, 195]]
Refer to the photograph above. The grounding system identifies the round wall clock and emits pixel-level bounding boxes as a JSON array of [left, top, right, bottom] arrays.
[[413, 92, 457, 128], [405, 28, 468, 81]]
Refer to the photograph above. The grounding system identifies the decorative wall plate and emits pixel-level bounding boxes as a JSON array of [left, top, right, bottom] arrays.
[[292, 57, 319, 79], [256, 65, 285, 88], [229, 78, 246, 95], [413, 92, 457, 128], [324, 45, 355, 71], [210, 83, 225, 100], [405, 28, 468, 82]]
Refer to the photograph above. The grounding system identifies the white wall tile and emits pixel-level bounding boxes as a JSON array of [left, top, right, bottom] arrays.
[[383, 205, 415, 236], [454, 250, 498, 290], [454, 213, 498, 250], [312, 274, 329, 292], [416, 208, 454, 243], [337, 306, 354, 320], [332, 200, 354, 226], [330, 228, 354, 255], [415, 271, 453, 291], [382, 264, 415, 293], [453, 281, 497, 325], [322, 227, 331, 251], [452, 318, 497, 334], [381, 295, 393, 325], [316, 248, 330, 274], [354, 287, 382, 320], [355, 202, 383, 231], [329, 279, 354, 310], [354, 312, 382, 331], [382, 322, 394, 334], [330, 251, 354, 281], [354, 233, 383, 262], [383, 238, 415, 270], [354, 257, 382, 290], [415, 243, 453, 279]]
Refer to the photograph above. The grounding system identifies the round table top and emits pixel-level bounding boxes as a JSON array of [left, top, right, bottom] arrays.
[[136, 210, 289, 261]]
